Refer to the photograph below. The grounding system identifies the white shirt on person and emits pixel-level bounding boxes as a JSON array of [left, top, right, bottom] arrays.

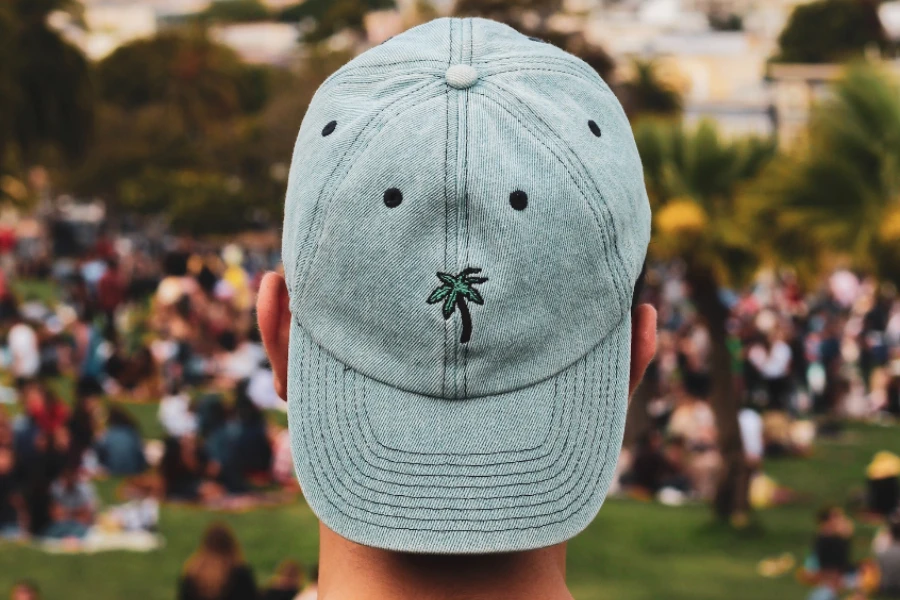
[[8, 322, 39, 378], [158, 392, 194, 437], [219, 342, 266, 381], [748, 340, 792, 380], [738, 408, 764, 461], [248, 367, 283, 411]]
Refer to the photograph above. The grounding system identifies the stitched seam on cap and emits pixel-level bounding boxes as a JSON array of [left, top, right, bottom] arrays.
[[296, 319, 621, 529], [330, 362, 572, 492], [290, 79, 436, 303], [476, 82, 631, 312], [305, 337, 606, 517], [476, 58, 607, 90], [292, 80, 443, 310], [468, 87, 628, 316], [300, 326, 617, 530], [320, 59, 446, 90], [325, 362, 593, 505]]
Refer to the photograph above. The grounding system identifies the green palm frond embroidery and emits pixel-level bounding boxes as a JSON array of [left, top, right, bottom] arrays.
[[426, 267, 488, 344]]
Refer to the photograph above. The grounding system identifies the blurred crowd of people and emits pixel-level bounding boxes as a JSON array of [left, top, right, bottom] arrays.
[[619, 265, 900, 506], [2, 216, 900, 598], [179, 522, 318, 600], [615, 264, 900, 598], [0, 217, 296, 546]]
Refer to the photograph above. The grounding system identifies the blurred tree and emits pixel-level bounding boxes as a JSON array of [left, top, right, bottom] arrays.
[[455, 0, 562, 35], [618, 59, 683, 120], [774, 0, 886, 63], [766, 65, 900, 284], [199, 0, 271, 23], [96, 32, 270, 134], [454, 0, 615, 80], [634, 119, 776, 521], [279, 0, 396, 43], [118, 169, 254, 235], [708, 11, 743, 31], [66, 35, 348, 235], [0, 0, 93, 183], [401, 0, 440, 29]]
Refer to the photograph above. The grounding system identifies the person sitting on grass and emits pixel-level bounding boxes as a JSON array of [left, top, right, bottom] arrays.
[[815, 506, 855, 573], [877, 513, 900, 597], [232, 380, 272, 481], [160, 434, 224, 504], [866, 451, 900, 517], [803, 505, 858, 595], [179, 522, 258, 600], [261, 559, 304, 600], [0, 437, 23, 538], [21, 380, 68, 439], [45, 461, 97, 539], [95, 406, 147, 476], [294, 565, 317, 600], [68, 377, 103, 461], [622, 430, 692, 499]]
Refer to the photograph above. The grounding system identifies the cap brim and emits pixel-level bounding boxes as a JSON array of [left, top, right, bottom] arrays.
[[287, 316, 630, 554]]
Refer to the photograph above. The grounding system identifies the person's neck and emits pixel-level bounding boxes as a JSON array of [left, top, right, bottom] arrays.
[[318, 524, 573, 600]]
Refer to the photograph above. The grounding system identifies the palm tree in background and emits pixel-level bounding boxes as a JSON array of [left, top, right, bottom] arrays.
[[428, 268, 489, 344], [634, 118, 776, 521], [619, 59, 684, 120], [766, 64, 900, 284], [0, 0, 93, 184]]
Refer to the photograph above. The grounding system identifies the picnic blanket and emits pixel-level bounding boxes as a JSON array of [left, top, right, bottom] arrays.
[[38, 529, 164, 554]]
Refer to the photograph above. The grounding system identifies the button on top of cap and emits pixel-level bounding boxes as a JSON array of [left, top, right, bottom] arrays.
[[446, 64, 478, 89]]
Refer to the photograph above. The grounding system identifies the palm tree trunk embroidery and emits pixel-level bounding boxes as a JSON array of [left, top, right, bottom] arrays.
[[456, 295, 473, 344], [427, 268, 488, 345]]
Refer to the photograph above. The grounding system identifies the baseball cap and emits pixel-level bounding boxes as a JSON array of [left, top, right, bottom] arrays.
[[281, 17, 650, 554]]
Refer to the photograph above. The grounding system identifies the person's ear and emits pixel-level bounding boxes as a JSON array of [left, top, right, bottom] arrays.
[[257, 272, 292, 401], [628, 303, 657, 397]]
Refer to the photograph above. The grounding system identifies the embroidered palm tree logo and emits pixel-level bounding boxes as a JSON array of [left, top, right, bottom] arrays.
[[427, 267, 488, 344]]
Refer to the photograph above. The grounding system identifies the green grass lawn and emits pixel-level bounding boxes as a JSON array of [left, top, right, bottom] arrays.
[[1, 421, 895, 599], [11, 278, 61, 306]]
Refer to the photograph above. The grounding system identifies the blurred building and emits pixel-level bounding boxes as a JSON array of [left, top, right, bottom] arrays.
[[52, 0, 212, 60], [582, 0, 777, 138], [210, 22, 300, 64]]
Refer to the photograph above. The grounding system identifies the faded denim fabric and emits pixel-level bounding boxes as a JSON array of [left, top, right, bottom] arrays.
[[282, 17, 651, 553]]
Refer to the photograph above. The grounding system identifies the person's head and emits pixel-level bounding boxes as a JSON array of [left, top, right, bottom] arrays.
[[257, 18, 656, 557], [9, 580, 40, 600], [20, 380, 45, 415], [75, 376, 103, 404], [58, 462, 79, 490], [816, 506, 844, 533], [185, 523, 244, 599], [270, 559, 304, 590], [198, 522, 242, 560], [51, 426, 70, 453]]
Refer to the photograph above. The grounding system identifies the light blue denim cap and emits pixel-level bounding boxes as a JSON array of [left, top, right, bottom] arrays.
[[282, 17, 651, 554]]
